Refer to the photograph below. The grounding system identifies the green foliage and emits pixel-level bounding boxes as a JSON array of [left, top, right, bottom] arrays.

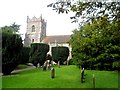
[[0, 22, 20, 34], [29, 43, 49, 67], [48, 1, 120, 24], [0, 26, 14, 34], [48, 1, 120, 70], [52, 46, 69, 64], [2, 32, 23, 75], [112, 61, 120, 70], [21, 47, 30, 64], [10, 22, 20, 33], [70, 17, 120, 70], [69, 59, 75, 65]]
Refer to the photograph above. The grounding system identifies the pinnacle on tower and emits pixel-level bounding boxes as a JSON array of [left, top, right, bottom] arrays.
[[40, 14, 42, 20], [27, 16, 29, 22]]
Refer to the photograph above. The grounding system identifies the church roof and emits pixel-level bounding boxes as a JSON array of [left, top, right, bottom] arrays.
[[42, 35, 70, 44]]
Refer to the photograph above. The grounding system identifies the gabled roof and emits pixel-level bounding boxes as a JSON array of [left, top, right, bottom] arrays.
[[42, 35, 70, 44]]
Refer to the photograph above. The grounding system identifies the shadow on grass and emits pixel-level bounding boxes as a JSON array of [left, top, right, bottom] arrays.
[[2, 73, 20, 77]]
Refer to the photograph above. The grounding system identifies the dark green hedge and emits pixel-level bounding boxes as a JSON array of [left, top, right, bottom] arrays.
[[21, 47, 30, 64], [29, 43, 49, 67], [52, 46, 69, 64], [2, 33, 23, 75]]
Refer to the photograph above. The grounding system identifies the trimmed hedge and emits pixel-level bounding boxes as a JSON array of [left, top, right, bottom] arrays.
[[52, 46, 69, 64], [21, 47, 30, 64], [2, 33, 23, 75], [29, 43, 49, 67]]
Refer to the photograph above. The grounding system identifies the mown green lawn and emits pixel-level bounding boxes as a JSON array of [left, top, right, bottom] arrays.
[[2, 65, 118, 88]]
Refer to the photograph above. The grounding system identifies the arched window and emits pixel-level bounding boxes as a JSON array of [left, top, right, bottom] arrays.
[[32, 25, 35, 32]]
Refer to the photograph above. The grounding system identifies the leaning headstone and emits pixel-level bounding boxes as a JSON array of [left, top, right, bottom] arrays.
[[58, 61, 60, 68], [51, 68, 55, 78], [93, 74, 95, 89], [81, 68, 85, 83], [81, 70, 84, 83]]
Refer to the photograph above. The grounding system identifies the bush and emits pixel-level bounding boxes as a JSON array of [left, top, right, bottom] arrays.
[[29, 43, 49, 67], [112, 61, 120, 71], [21, 47, 30, 64], [70, 18, 120, 70], [52, 46, 69, 64], [2, 33, 23, 75], [69, 59, 75, 65]]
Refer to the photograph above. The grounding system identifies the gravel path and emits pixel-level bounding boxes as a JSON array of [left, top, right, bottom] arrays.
[[0, 66, 36, 76]]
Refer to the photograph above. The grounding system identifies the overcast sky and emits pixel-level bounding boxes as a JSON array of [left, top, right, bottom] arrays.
[[0, 0, 78, 39]]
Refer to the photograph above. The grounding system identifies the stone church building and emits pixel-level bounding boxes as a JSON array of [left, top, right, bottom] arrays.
[[24, 15, 46, 46], [24, 16, 72, 60]]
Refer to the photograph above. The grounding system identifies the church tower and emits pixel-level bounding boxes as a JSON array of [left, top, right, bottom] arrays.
[[24, 15, 47, 46]]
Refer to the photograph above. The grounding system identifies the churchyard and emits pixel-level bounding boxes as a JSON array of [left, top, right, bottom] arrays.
[[2, 65, 118, 88]]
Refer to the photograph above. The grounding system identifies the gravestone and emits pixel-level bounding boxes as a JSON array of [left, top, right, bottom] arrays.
[[81, 68, 85, 83], [93, 74, 95, 88], [58, 61, 60, 68], [51, 68, 55, 78]]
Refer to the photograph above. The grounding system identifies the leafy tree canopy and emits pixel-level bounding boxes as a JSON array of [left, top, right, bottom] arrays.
[[1, 24, 22, 75], [48, 1, 120, 24], [52, 46, 69, 64], [0, 22, 20, 34], [70, 16, 120, 70], [29, 43, 49, 67], [10, 22, 21, 33], [48, 0, 120, 70], [2, 33, 23, 75]]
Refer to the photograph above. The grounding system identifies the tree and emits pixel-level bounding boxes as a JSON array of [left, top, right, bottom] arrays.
[[48, 1, 120, 24], [48, 1, 120, 70], [1, 24, 23, 75], [10, 22, 21, 33], [2, 32, 23, 75], [52, 46, 69, 64], [1, 26, 14, 34], [29, 43, 49, 67], [70, 16, 120, 70], [21, 47, 30, 64], [48, 0, 120, 70], [1, 22, 20, 34]]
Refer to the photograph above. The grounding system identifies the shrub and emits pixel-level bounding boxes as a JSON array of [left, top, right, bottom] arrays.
[[69, 59, 75, 65], [29, 43, 49, 67], [2, 33, 23, 75], [21, 47, 30, 64], [52, 46, 69, 64], [112, 61, 120, 71]]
